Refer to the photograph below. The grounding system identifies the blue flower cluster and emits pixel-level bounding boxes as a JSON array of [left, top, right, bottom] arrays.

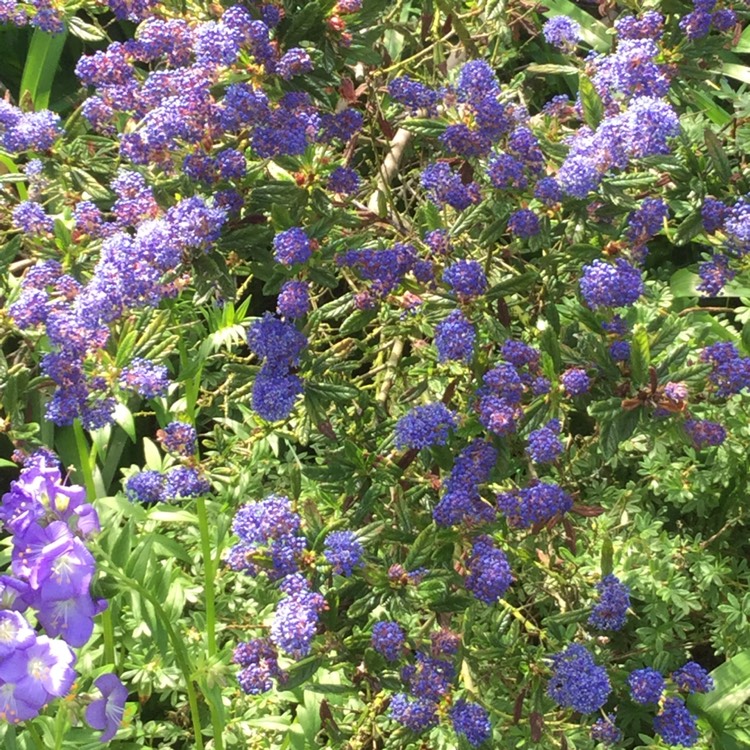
[[628, 667, 665, 704], [234, 638, 284, 695], [227, 494, 306, 580], [247, 313, 307, 421], [435, 310, 476, 363], [542, 17, 581, 51], [464, 535, 512, 604], [394, 402, 457, 450], [588, 574, 630, 630], [590, 714, 623, 745], [372, 621, 405, 661], [0, 100, 62, 152], [450, 699, 492, 746], [547, 643, 612, 714], [323, 530, 364, 576], [271, 574, 326, 659], [653, 697, 699, 747], [433, 440, 498, 526], [672, 661, 714, 694], [526, 419, 563, 464], [497, 480, 573, 528], [443, 260, 488, 298], [701, 342, 750, 397], [157, 421, 197, 457], [579, 259, 644, 309]]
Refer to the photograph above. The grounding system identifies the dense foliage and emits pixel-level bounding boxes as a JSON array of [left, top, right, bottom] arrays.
[[1, 0, 750, 748]]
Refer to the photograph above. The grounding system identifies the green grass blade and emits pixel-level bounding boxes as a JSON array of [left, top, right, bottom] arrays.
[[688, 649, 750, 732], [19, 27, 68, 110]]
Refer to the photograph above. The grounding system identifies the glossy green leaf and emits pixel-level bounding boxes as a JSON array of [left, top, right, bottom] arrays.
[[19, 28, 68, 110]]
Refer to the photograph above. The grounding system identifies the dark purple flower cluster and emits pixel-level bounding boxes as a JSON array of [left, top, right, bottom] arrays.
[[435, 310, 476, 363], [672, 661, 714, 694], [615, 11, 664, 40], [430, 629, 461, 657], [273, 227, 313, 266], [628, 667, 665, 704], [680, 0, 736, 40], [588, 574, 630, 630], [698, 253, 735, 296], [227, 494, 306, 579], [337, 243, 417, 299], [702, 197, 729, 234], [443, 260, 487, 298], [271, 574, 325, 658], [323, 530, 364, 576], [388, 76, 440, 113], [497, 480, 573, 528], [653, 697, 699, 747], [372, 621, 405, 661], [534, 176, 562, 206], [700, 342, 750, 397], [389, 693, 439, 732], [626, 198, 669, 248], [526, 419, 563, 464], [580, 258, 644, 309], [327, 166, 361, 195], [507, 208, 540, 238], [421, 162, 481, 211], [542, 17, 581, 50], [478, 393, 521, 436], [277, 280, 311, 319], [233, 638, 284, 695], [119, 358, 170, 398], [561, 368, 591, 396], [157, 421, 197, 457], [165, 466, 211, 498], [402, 651, 456, 702], [276, 48, 313, 80], [433, 440, 497, 526], [394, 402, 456, 450], [450, 699, 492, 746], [464, 535, 512, 604], [684, 418, 726, 448], [591, 714, 623, 745], [547, 643, 612, 714]]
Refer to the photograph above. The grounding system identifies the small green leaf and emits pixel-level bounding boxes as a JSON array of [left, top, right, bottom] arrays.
[[630, 325, 650, 386], [68, 16, 107, 41], [402, 118, 446, 137], [578, 75, 605, 129], [704, 128, 732, 183]]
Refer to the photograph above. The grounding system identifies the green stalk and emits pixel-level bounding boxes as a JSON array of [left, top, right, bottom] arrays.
[[25, 724, 45, 750], [97, 560, 205, 750], [196, 495, 217, 656], [73, 420, 116, 664]]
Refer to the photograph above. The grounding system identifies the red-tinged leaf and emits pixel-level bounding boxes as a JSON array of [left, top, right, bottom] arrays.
[[536, 549, 551, 567], [530, 712, 544, 742], [378, 114, 396, 140], [563, 517, 576, 554], [513, 688, 527, 724], [318, 421, 337, 439], [571, 504, 606, 517], [339, 77, 356, 102], [560, 733, 569, 750]]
